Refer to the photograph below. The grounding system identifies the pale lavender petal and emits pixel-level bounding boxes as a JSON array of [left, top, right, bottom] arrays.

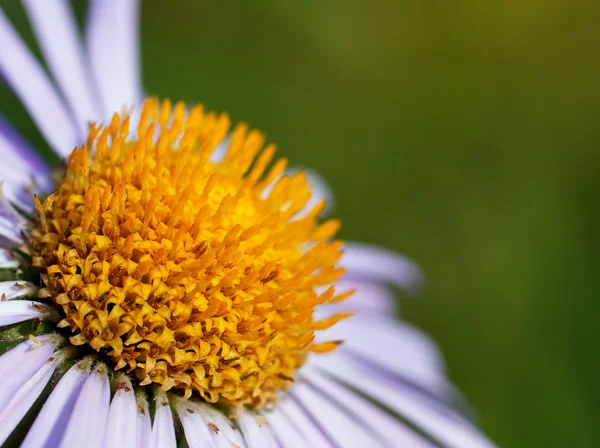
[[261, 167, 332, 219], [313, 355, 497, 448], [0, 8, 79, 157], [263, 408, 307, 448], [175, 399, 217, 448], [0, 249, 18, 269], [315, 315, 448, 396], [195, 402, 246, 448], [59, 363, 110, 448], [104, 374, 138, 447], [136, 391, 151, 448], [0, 214, 24, 245], [86, 0, 142, 118], [0, 181, 34, 215], [209, 136, 229, 163], [288, 167, 334, 218], [277, 395, 335, 447], [290, 382, 382, 447], [305, 367, 437, 447], [0, 335, 58, 410], [319, 278, 396, 315], [22, 358, 92, 448], [235, 412, 278, 448], [0, 300, 53, 326], [342, 241, 424, 293], [0, 115, 51, 182], [0, 281, 36, 300], [150, 391, 176, 448], [0, 349, 63, 445], [22, 0, 102, 137]]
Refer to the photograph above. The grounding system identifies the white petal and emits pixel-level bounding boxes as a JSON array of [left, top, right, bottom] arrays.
[[0, 181, 33, 212], [22, 358, 92, 448], [319, 278, 396, 315], [0, 8, 79, 157], [0, 116, 51, 186], [86, 0, 142, 118], [288, 167, 334, 218], [0, 249, 18, 269], [196, 402, 246, 448], [0, 281, 36, 300], [60, 363, 110, 448], [0, 300, 52, 326], [260, 167, 332, 219], [342, 242, 424, 293], [0, 335, 58, 411], [305, 367, 436, 447], [104, 374, 138, 447], [263, 407, 308, 448], [313, 355, 496, 448], [0, 349, 62, 445], [0, 215, 24, 245], [22, 0, 102, 137], [136, 391, 151, 448], [277, 395, 335, 448], [235, 412, 278, 448], [150, 391, 176, 448], [0, 191, 27, 224], [209, 137, 229, 163], [290, 382, 381, 447], [175, 400, 217, 448], [316, 315, 448, 396]]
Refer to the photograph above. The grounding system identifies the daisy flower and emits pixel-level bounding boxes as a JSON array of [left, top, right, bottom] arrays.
[[0, 1, 496, 447]]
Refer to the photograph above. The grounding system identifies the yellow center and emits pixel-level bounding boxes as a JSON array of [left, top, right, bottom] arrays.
[[29, 99, 351, 408]]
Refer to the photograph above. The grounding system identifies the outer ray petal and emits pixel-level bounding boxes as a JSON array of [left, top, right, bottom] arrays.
[[59, 363, 110, 448], [0, 335, 58, 410], [318, 278, 396, 315], [288, 167, 334, 218], [0, 214, 25, 245], [314, 355, 496, 448], [305, 367, 437, 447], [196, 402, 246, 448], [277, 395, 335, 448], [0, 249, 18, 269], [0, 8, 79, 157], [290, 382, 383, 447], [263, 408, 307, 448], [0, 300, 53, 327], [104, 374, 138, 447], [136, 392, 151, 448], [342, 241, 424, 293], [317, 315, 449, 397], [21, 358, 92, 448], [0, 350, 62, 445], [0, 281, 36, 300], [235, 412, 279, 448], [86, 0, 142, 118], [0, 115, 51, 184], [175, 399, 217, 448], [22, 0, 101, 137], [150, 391, 176, 448]]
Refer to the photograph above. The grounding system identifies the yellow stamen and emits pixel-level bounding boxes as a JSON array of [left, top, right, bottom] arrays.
[[30, 98, 350, 408]]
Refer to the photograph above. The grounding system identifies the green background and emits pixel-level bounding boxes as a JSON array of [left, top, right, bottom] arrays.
[[2, 1, 599, 447]]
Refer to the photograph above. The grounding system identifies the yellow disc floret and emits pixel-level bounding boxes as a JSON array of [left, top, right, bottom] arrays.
[[29, 99, 352, 408]]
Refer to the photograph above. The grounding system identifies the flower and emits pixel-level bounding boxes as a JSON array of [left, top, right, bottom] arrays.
[[0, 1, 496, 447]]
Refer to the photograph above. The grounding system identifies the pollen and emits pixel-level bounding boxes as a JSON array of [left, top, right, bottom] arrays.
[[29, 98, 351, 408]]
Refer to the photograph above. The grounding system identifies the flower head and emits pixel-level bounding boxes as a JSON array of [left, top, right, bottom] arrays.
[[0, 1, 496, 447], [31, 98, 349, 408]]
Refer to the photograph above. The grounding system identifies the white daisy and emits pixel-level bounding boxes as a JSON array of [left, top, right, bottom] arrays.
[[0, 1, 496, 447]]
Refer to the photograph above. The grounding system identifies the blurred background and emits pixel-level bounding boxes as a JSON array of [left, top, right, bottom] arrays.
[[2, 1, 599, 447]]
